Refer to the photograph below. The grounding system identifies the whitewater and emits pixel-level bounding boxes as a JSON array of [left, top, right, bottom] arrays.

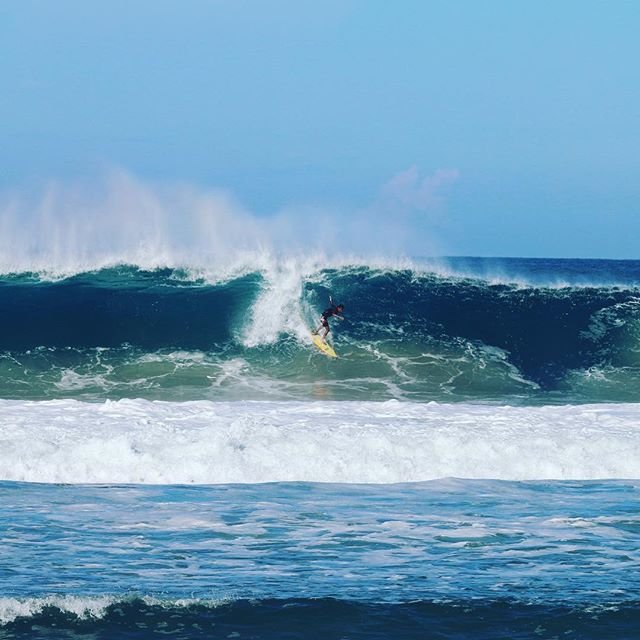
[[1, 399, 639, 484]]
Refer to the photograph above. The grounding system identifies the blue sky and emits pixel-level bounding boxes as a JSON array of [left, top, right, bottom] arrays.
[[1, 0, 639, 257]]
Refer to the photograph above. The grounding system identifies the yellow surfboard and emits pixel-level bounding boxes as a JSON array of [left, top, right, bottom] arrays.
[[311, 333, 337, 358]]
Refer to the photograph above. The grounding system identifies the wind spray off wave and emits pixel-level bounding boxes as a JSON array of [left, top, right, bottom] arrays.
[[0, 168, 454, 276]]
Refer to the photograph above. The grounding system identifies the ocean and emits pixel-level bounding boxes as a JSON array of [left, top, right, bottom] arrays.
[[1, 256, 640, 638]]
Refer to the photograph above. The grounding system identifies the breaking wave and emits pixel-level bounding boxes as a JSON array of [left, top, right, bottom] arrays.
[[1, 258, 640, 402]]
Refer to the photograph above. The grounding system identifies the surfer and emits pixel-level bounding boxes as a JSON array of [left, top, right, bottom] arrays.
[[312, 297, 345, 340]]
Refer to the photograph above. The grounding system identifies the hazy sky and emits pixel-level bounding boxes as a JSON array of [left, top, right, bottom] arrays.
[[1, 0, 639, 258]]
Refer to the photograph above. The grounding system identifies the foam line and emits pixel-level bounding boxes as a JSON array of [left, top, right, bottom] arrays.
[[1, 399, 639, 484]]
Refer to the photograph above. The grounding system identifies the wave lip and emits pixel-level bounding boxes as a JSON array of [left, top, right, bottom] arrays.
[[1, 399, 639, 484]]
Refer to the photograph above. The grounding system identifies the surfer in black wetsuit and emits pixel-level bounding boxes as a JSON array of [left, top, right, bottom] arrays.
[[312, 297, 345, 340]]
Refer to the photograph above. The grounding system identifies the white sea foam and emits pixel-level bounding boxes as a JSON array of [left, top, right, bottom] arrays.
[[0, 399, 639, 484], [241, 256, 322, 346], [0, 594, 115, 624], [0, 594, 228, 624]]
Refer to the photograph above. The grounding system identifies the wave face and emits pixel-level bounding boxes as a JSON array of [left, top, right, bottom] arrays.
[[2, 257, 640, 403], [2, 399, 640, 483]]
